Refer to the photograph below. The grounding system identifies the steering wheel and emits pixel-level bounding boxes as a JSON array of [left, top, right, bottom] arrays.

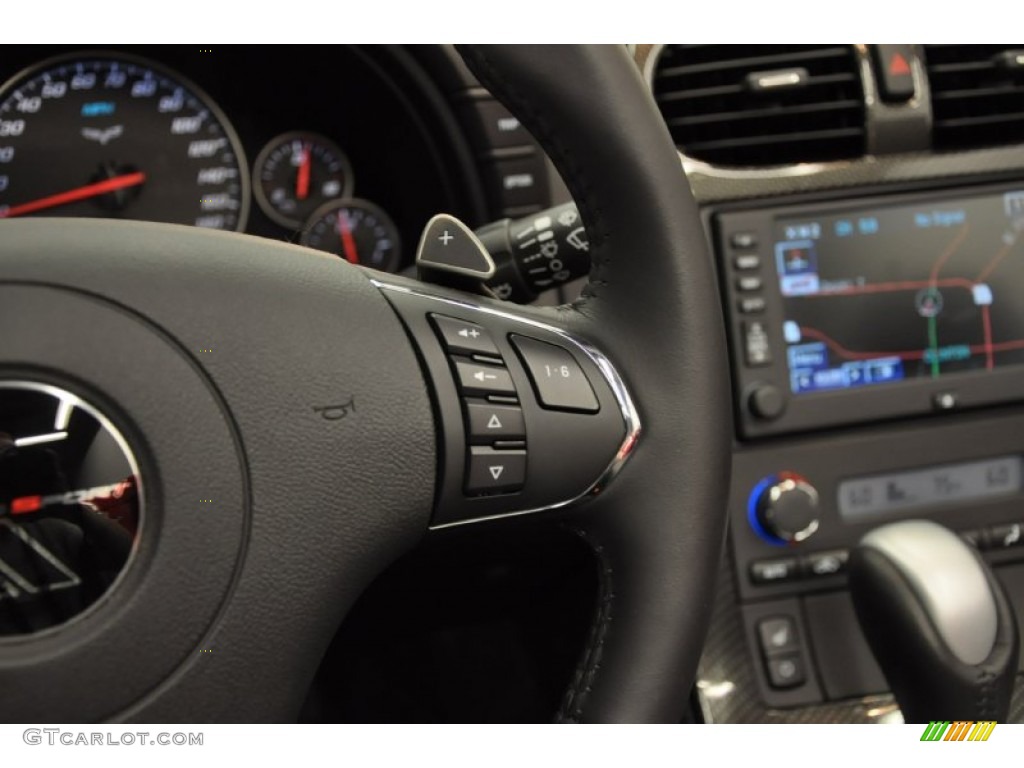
[[0, 45, 731, 723]]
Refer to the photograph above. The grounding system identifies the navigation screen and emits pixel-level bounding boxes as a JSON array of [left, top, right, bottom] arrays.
[[775, 189, 1024, 395]]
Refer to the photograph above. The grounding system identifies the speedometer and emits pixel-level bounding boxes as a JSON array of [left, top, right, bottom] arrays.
[[0, 53, 248, 230]]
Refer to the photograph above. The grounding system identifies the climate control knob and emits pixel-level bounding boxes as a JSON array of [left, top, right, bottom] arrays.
[[749, 473, 820, 545]]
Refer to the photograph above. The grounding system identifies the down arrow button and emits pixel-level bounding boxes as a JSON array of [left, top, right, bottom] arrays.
[[466, 447, 527, 494]]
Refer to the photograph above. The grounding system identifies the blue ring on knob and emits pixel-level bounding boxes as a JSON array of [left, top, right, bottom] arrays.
[[748, 474, 786, 546]]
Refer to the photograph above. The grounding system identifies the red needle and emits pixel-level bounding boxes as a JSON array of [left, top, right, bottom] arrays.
[[337, 211, 359, 264], [0, 172, 147, 219], [296, 144, 311, 201]]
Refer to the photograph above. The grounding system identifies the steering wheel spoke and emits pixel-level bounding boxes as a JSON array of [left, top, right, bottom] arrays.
[[378, 279, 639, 528]]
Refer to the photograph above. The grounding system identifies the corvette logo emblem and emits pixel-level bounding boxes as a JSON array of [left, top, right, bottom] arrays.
[[80, 125, 124, 146]]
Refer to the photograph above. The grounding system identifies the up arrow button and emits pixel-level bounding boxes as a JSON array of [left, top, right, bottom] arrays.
[[466, 402, 526, 442]]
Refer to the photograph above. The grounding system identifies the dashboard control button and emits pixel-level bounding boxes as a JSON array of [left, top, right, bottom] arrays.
[[960, 528, 989, 549], [431, 314, 500, 357], [734, 254, 761, 271], [466, 447, 526, 494], [743, 321, 773, 367], [751, 474, 820, 544], [989, 522, 1023, 551], [454, 359, 517, 397], [737, 276, 763, 292], [731, 232, 758, 249], [487, 156, 548, 210], [738, 297, 767, 314], [460, 98, 531, 150], [758, 616, 800, 655], [750, 558, 799, 585], [933, 391, 959, 411], [801, 549, 849, 578], [748, 383, 786, 420], [872, 44, 916, 103], [510, 335, 599, 413], [766, 653, 806, 689], [466, 401, 526, 441]]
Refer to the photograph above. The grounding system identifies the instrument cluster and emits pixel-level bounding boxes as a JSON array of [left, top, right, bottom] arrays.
[[0, 45, 467, 272]]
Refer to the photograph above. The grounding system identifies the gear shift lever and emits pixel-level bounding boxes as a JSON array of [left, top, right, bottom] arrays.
[[849, 520, 1019, 723]]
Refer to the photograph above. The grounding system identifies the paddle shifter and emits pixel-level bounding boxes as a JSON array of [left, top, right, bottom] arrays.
[[848, 520, 1019, 723]]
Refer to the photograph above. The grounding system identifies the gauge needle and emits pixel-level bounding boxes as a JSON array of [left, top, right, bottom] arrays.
[[337, 212, 359, 264], [0, 172, 147, 219], [296, 144, 311, 201]]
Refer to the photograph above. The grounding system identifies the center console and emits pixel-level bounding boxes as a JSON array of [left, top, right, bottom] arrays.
[[709, 180, 1024, 714]]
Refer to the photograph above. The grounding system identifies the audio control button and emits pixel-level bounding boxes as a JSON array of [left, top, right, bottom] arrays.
[[510, 334, 599, 413], [737, 275, 763, 292], [751, 474, 820, 545], [738, 297, 767, 315], [750, 558, 799, 585], [431, 314, 500, 357], [748, 383, 785, 420], [743, 321, 772, 367], [801, 549, 849, 579], [466, 401, 526, 442], [734, 254, 761, 271], [466, 447, 526, 495], [731, 232, 758, 249], [454, 359, 517, 397]]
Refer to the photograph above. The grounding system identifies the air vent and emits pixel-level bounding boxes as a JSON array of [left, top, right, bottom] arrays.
[[925, 45, 1024, 150], [652, 45, 866, 167]]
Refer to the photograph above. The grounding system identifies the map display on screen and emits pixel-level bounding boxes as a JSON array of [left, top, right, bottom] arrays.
[[776, 189, 1024, 395]]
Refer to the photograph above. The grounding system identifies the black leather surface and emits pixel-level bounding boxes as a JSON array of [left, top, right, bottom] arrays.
[[849, 546, 1020, 723], [459, 45, 733, 723], [0, 285, 247, 722], [0, 222, 436, 721]]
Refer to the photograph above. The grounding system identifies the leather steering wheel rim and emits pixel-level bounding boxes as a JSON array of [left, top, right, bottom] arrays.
[[0, 45, 731, 723], [458, 45, 732, 722]]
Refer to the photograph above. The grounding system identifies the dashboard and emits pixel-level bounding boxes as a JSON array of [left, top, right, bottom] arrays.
[[3, 43, 1024, 724], [0, 45, 551, 274], [634, 43, 1024, 725]]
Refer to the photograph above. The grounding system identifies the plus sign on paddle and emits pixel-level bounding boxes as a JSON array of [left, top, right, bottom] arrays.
[[416, 213, 496, 279]]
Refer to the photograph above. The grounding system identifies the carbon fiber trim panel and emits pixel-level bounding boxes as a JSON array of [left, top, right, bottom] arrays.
[[697, 552, 1024, 724]]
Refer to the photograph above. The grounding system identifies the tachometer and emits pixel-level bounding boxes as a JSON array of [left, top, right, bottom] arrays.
[[0, 53, 249, 230], [253, 131, 353, 228]]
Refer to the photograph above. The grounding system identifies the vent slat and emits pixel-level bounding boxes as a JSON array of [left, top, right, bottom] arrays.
[[652, 45, 865, 167], [656, 73, 858, 104], [928, 61, 997, 74], [925, 44, 1024, 150], [932, 85, 1024, 101], [684, 127, 864, 154], [935, 111, 1024, 129], [666, 99, 861, 128], [656, 47, 850, 79]]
